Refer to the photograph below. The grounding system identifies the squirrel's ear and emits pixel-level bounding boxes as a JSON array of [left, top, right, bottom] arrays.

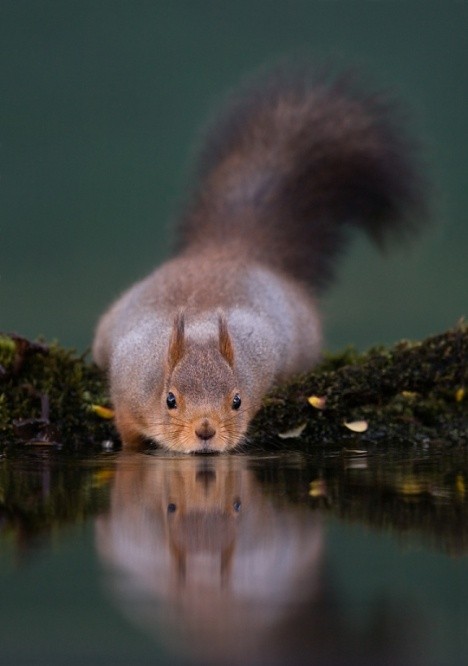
[[167, 311, 185, 370], [218, 313, 235, 367]]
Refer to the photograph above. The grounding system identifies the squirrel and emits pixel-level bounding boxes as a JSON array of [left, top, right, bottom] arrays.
[[92, 63, 425, 453]]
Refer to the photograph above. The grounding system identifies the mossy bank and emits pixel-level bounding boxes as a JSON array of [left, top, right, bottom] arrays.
[[0, 324, 466, 453]]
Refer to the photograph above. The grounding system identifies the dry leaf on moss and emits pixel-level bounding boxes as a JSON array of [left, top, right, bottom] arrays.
[[343, 420, 368, 433]]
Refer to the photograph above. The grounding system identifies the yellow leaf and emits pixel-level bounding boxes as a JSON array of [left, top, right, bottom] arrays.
[[455, 387, 465, 403], [343, 420, 368, 433], [307, 395, 327, 410], [401, 390, 418, 400], [91, 404, 115, 419]]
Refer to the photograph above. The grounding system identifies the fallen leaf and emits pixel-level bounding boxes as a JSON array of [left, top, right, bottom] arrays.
[[278, 423, 307, 439], [343, 420, 368, 433], [401, 390, 418, 400], [91, 404, 115, 419], [307, 395, 327, 410], [455, 387, 465, 403]]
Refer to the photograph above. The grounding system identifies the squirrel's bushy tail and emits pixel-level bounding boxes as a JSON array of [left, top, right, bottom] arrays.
[[178, 63, 427, 288]]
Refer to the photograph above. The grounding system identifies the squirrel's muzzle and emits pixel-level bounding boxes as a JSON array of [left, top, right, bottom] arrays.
[[195, 418, 216, 441]]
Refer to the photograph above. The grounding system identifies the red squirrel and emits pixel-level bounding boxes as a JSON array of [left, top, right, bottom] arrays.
[[92, 64, 425, 453]]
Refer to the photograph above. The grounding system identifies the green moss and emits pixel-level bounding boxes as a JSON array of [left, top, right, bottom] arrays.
[[0, 335, 16, 368], [0, 335, 115, 451], [250, 322, 467, 450], [0, 325, 466, 453]]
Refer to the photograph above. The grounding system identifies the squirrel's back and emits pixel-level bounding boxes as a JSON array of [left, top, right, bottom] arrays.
[[177, 63, 425, 287]]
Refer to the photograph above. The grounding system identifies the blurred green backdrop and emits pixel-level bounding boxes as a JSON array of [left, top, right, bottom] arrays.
[[1, 1, 467, 352]]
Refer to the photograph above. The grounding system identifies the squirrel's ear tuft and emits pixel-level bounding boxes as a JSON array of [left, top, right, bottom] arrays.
[[168, 311, 185, 370], [218, 313, 235, 367]]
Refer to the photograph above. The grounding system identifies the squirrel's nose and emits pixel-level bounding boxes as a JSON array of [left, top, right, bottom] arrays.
[[195, 419, 216, 441]]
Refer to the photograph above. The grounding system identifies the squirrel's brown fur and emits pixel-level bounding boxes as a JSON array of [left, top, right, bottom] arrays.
[[92, 63, 425, 452]]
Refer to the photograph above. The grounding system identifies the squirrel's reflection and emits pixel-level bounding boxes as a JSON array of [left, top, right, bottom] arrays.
[[96, 453, 419, 666]]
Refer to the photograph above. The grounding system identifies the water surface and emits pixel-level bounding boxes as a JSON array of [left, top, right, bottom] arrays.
[[0, 447, 466, 665]]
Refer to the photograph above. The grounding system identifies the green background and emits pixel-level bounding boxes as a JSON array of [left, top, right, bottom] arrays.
[[1, 1, 467, 352]]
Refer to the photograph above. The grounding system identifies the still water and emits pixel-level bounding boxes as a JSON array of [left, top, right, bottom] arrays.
[[0, 447, 466, 665]]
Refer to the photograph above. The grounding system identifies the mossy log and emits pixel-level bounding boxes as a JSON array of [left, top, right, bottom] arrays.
[[251, 322, 467, 450], [0, 324, 466, 453]]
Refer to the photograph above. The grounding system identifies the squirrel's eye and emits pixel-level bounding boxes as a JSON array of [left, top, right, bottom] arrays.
[[232, 393, 241, 410], [166, 392, 177, 409]]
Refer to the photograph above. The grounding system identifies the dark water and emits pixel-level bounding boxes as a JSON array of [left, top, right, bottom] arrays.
[[0, 447, 466, 665]]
